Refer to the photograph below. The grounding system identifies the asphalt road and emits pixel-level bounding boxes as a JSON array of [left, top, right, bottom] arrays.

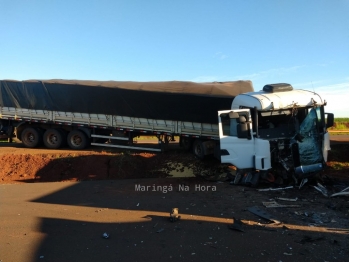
[[1, 179, 349, 262]]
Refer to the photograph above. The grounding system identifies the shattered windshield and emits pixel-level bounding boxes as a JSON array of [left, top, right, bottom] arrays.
[[297, 108, 323, 165]]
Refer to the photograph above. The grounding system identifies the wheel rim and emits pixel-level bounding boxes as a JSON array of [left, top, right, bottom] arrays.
[[70, 134, 82, 146], [48, 134, 58, 145], [25, 132, 35, 143]]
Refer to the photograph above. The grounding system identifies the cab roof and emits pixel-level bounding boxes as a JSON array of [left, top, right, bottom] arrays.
[[232, 89, 324, 111]]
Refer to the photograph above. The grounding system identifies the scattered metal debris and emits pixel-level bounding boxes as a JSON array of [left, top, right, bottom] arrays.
[[247, 206, 281, 224], [228, 217, 245, 232], [156, 228, 164, 233], [330, 186, 349, 197], [263, 201, 301, 208], [102, 232, 110, 239], [276, 197, 298, 202], [258, 186, 293, 192], [299, 178, 308, 189], [313, 183, 328, 197], [310, 213, 324, 224], [170, 208, 181, 222]]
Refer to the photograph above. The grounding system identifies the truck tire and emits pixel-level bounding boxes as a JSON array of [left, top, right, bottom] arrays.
[[21, 127, 42, 148], [193, 139, 205, 159], [43, 129, 64, 149], [67, 130, 88, 150]]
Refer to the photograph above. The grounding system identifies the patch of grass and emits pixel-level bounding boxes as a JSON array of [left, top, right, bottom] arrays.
[[329, 132, 349, 135], [334, 123, 348, 130], [335, 118, 349, 122], [328, 161, 349, 171], [329, 118, 349, 131]]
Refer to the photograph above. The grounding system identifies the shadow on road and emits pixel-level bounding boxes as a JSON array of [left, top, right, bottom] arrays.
[[27, 178, 349, 262]]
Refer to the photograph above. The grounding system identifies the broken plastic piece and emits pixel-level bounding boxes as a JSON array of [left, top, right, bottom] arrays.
[[102, 232, 109, 239]]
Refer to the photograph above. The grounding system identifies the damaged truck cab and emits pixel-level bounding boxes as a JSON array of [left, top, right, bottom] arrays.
[[218, 83, 334, 186]]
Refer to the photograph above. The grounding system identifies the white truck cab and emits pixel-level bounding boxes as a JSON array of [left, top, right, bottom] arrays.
[[218, 83, 334, 186]]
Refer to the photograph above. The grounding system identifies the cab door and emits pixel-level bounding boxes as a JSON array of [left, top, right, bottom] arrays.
[[218, 109, 255, 168]]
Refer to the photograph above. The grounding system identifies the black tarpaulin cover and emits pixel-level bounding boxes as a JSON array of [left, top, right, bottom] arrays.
[[0, 79, 253, 124]]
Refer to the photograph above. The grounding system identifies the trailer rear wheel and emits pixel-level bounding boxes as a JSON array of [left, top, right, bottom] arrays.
[[67, 130, 88, 150], [193, 139, 205, 159], [21, 127, 42, 148], [43, 129, 64, 149]]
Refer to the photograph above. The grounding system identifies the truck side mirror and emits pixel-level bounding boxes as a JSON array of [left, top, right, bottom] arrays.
[[325, 113, 334, 128]]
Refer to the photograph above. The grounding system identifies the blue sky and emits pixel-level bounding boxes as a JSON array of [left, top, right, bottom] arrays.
[[1, 0, 348, 117]]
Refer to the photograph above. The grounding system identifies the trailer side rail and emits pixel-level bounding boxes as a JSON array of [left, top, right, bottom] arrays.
[[0, 106, 219, 138]]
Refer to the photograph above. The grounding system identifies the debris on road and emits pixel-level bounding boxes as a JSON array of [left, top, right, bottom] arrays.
[[258, 186, 293, 192], [170, 208, 181, 222], [228, 217, 245, 232], [102, 232, 110, 239], [330, 186, 349, 197], [299, 178, 308, 189], [313, 183, 329, 197], [156, 228, 164, 233], [262, 201, 301, 208], [276, 197, 298, 202], [247, 206, 281, 224]]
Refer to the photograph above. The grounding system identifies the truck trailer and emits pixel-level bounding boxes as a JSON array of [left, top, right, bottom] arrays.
[[0, 79, 333, 185]]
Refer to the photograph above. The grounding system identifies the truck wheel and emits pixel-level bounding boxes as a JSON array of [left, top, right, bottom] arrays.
[[21, 127, 42, 148], [43, 129, 64, 149], [67, 130, 88, 150], [193, 139, 205, 159]]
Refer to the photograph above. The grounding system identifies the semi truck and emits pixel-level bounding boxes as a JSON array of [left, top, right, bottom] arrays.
[[0, 79, 333, 185]]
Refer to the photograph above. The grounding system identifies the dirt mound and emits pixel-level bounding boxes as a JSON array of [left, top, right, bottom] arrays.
[[0, 144, 226, 184], [0, 143, 348, 185]]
